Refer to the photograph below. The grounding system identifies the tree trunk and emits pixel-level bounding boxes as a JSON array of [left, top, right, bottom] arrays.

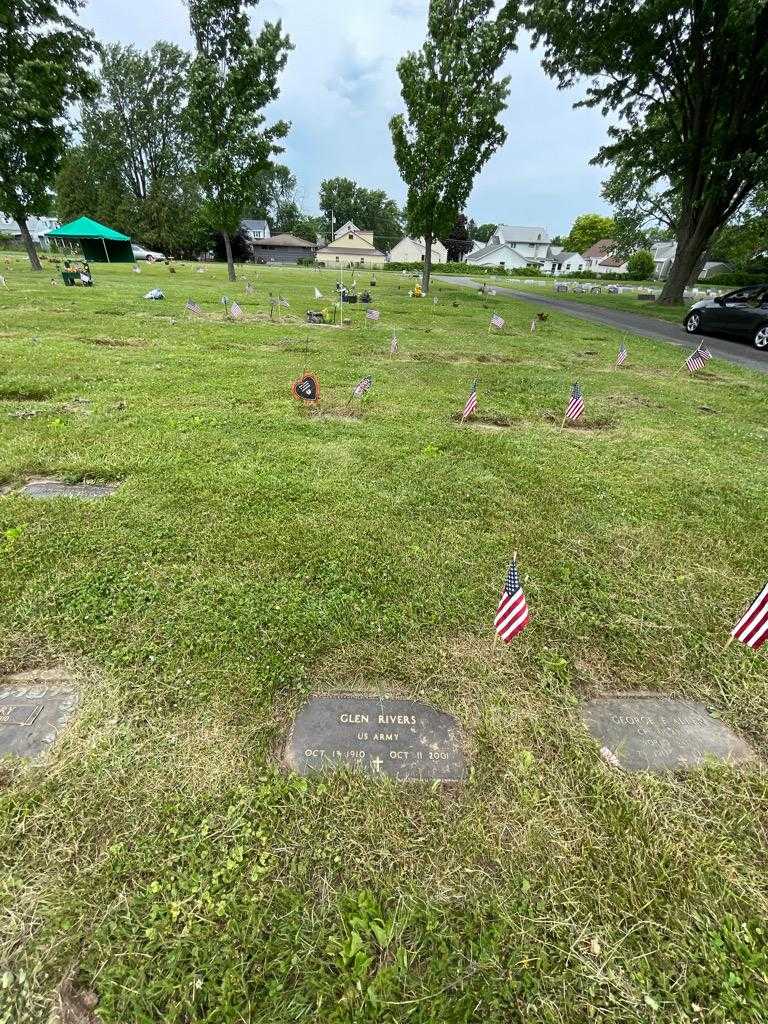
[[18, 216, 42, 271], [421, 230, 433, 295], [222, 230, 236, 282], [658, 220, 715, 304]]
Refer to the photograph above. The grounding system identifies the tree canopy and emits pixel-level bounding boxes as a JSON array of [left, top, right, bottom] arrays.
[[0, 0, 96, 268], [390, 0, 517, 292], [562, 213, 616, 255], [524, 0, 768, 303], [318, 177, 402, 252], [186, 0, 292, 280]]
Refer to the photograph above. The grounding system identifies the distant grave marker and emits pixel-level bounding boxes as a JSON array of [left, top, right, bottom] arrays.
[[19, 478, 120, 500], [284, 695, 466, 781], [582, 696, 753, 772], [0, 668, 78, 759]]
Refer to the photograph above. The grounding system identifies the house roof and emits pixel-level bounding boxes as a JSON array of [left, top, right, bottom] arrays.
[[250, 232, 315, 248], [552, 250, 581, 263], [46, 216, 130, 241], [316, 242, 385, 257], [467, 240, 544, 264], [598, 255, 627, 268], [393, 236, 447, 252], [241, 219, 268, 232], [495, 225, 550, 245], [582, 238, 617, 259]]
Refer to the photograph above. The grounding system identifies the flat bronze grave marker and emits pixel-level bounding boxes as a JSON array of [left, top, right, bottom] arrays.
[[19, 478, 119, 500], [284, 695, 466, 781], [582, 696, 754, 773], [0, 669, 78, 759]]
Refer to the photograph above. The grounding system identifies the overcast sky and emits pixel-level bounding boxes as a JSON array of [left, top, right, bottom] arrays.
[[80, 0, 614, 236]]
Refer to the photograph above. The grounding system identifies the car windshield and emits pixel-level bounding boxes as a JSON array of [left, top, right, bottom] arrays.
[[724, 285, 765, 303]]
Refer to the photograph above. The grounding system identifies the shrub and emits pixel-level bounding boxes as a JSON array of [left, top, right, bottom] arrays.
[[627, 249, 656, 279]]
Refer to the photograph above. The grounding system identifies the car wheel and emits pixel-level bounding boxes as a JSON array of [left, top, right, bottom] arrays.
[[145, 256, 155, 263], [754, 325, 768, 350], [685, 312, 701, 333]]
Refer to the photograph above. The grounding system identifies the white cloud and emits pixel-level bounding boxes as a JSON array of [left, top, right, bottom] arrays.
[[80, 1, 613, 234]]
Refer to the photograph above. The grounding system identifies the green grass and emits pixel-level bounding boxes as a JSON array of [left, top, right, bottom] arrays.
[[1, 252, 767, 1023], [442, 272, 691, 325]]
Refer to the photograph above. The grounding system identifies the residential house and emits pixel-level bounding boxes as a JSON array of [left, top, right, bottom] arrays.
[[542, 249, 586, 275], [248, 232, 316, 265], [650, 239, 729, 280], [389, 236, 448, 264], [0, 214, 59, 247], [240, 219, 270, 241], [581, 239, 628, 274], [315, 221, 386, 268], [465, 225, 552, 269]]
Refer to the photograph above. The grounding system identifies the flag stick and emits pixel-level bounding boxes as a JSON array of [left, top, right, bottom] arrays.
[[724, 635, 735, 650], [560, 413, 568, 430]]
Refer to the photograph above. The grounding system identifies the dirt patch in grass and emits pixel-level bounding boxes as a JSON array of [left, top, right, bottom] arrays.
[[606, 393, 665, 409], [452, 413, 521, 431], [53, 977, 99, 1024], [84, 336, 144, 348], [410, 351, 517, 365], [0, 385, 55, 401], [543, 412, 617, 432]]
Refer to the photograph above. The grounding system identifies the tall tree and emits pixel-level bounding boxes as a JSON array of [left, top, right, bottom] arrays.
[[318, 177, 403, 252], [390, 0, 518, 293], [186, 0, 292, 281], [0, 0, 96, 269], [442, 213, 473, 262], [55, 41, 202, 255], [472, 222, 497, 243], [525, 0, 768, 304], [562, 213, 616, 255]]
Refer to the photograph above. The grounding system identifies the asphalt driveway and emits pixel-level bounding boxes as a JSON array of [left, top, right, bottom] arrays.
[[435, 275, 768, 375]]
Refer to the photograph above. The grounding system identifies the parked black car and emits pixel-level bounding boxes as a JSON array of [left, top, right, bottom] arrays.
[[683, 284, 768, 350]]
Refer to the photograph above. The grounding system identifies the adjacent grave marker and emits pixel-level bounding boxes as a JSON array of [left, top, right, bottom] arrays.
[[19, 477, 120, 500], [0, 668, 79, 759], [284, 695, 466, 781], [582, 696, 754, 773]]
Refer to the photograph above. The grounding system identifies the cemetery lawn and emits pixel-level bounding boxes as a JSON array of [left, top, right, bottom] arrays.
[[2, 253, 768, 1024], [451, 274, 690, 325]]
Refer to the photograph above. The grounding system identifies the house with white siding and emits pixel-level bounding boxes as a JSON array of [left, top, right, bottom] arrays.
[[315, 221, 386, 268], [389, 236, 447, 264], [465, 225, 552, 269]]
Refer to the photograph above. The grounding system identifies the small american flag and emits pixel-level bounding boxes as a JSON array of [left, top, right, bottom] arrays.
[[186, 299, 201, 315], [616, 343, 628, 366], [0, 274, 6, 287], [279, 296, 290, 307], [366, 308, 380, 321], [494, 558, 530, 643], [230, 300, 243, 319], [686, 347, 706, 373], [490, 313, 505, 330], [353, 375, 373, 397], [730, 582, 768, 650], [564, 382, 585, 422], [461, 380, 478, 422], [314, 287, 323, 299], [390, 333, 398, 355], [244, 281, 254, 295], [530, 319, 537, 333]]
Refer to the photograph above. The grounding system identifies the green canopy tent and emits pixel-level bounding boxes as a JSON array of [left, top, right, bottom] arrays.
[[46, 216, 134, 263]]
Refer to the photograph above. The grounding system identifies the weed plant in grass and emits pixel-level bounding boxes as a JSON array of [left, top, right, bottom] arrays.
[[0, 254, 767, 1023]]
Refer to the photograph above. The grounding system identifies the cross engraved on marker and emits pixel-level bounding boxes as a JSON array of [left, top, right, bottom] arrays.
[[370, 756, 383, 772]]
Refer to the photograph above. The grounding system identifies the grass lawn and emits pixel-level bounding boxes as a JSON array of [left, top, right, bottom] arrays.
[[449, 273, 691, 326], [1, 252, 767, 1023]]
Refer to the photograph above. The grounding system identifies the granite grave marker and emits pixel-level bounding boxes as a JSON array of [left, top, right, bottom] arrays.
[[284, 695, 466, 781], [0, 668, 79, 759], [19, 478, 119, 500], [582, 696, 753, 773]]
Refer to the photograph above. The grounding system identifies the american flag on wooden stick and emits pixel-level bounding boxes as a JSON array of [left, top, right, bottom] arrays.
[[530, 318, 537, 333], [279, 296, 290, 307], [686, 342, 711, 373], [390, 332, 398, 355], [616, 343, 628, 366], [494, 557, 530, 643], [730, 582, 768, 650], [353, 375, 373, 398], [564, 382, 585, 422], [366, 308, 380, 321], [461, 380, 478, 422], [490, 313, 505, 329], [230, 300, 243, 319], [186, 299, 201, 315]]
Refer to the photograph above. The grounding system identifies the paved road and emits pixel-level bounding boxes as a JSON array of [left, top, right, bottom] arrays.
[[435, 275, 768, 375]]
